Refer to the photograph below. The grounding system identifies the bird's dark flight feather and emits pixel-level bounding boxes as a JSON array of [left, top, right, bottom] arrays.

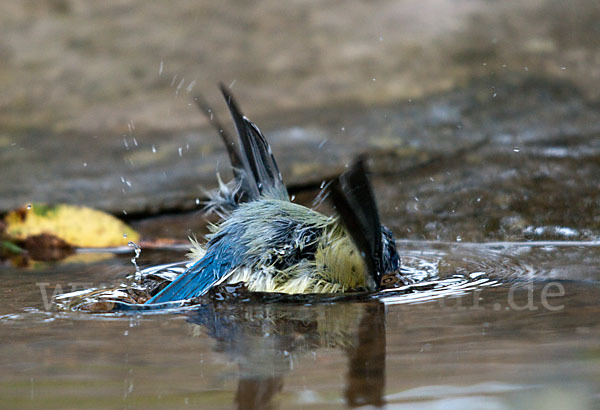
[[219, 83, 289, 202], [329, 158, 384, 286]]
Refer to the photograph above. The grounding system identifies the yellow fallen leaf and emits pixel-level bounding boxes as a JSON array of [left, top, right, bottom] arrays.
[[4, 203, 140, 247]]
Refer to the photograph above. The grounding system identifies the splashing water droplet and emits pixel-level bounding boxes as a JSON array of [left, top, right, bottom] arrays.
[[120, 177, 132, 187], [128, 241, 142, 279], [186, 80, 196, 93], [176, 78, 185, 95]]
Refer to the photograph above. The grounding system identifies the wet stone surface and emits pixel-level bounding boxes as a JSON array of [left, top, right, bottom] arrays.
[[4, 75, 598, 242], [371, 76, 600, 242]]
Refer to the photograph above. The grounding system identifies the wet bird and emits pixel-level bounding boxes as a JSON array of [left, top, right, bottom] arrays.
[[147, 85, 402, 304]]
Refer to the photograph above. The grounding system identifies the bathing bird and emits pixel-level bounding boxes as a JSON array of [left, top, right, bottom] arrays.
[[146, 85, 401, 303]]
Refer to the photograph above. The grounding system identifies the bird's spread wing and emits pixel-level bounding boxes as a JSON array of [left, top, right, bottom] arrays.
[[329, 158, 384, 283], [194, 86, 289, 212], [148, 86, 292, 304], [219, 83, 289, 202]]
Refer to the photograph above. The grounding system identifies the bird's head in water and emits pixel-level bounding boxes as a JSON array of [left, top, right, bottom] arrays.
[[379, 226, 402, 288], [330, 158, 403, 290]]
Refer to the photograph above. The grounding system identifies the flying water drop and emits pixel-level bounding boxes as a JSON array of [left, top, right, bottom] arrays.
[[128, 241, 142, 280]]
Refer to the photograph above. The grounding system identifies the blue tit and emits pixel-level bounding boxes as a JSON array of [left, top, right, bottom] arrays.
[[146, 84, 401, 304]]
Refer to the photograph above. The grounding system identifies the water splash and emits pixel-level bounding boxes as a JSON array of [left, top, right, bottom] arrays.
[[43, 241, 600, 314], [128, 241, 142, 280]]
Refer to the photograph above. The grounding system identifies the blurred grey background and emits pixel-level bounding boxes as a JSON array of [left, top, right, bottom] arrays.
[[1, 0, 599, 241]]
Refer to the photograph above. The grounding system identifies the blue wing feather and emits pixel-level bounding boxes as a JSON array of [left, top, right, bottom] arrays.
[[147, 234, 246, 303]]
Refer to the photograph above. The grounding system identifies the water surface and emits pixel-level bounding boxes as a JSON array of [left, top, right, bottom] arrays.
[[1, 241, 599, 408]]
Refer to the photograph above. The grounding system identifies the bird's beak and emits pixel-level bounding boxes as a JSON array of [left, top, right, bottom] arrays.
[[379, 270, 403, 290]]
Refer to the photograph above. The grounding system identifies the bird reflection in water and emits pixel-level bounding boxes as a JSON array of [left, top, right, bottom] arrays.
[[186, 294, 386, 409]]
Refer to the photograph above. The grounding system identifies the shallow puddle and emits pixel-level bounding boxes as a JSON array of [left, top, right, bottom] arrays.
[[1, 241, 599, 408]]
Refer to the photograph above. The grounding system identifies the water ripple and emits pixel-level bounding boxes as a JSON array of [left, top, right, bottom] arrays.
[[8, 241, 600, 316]]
